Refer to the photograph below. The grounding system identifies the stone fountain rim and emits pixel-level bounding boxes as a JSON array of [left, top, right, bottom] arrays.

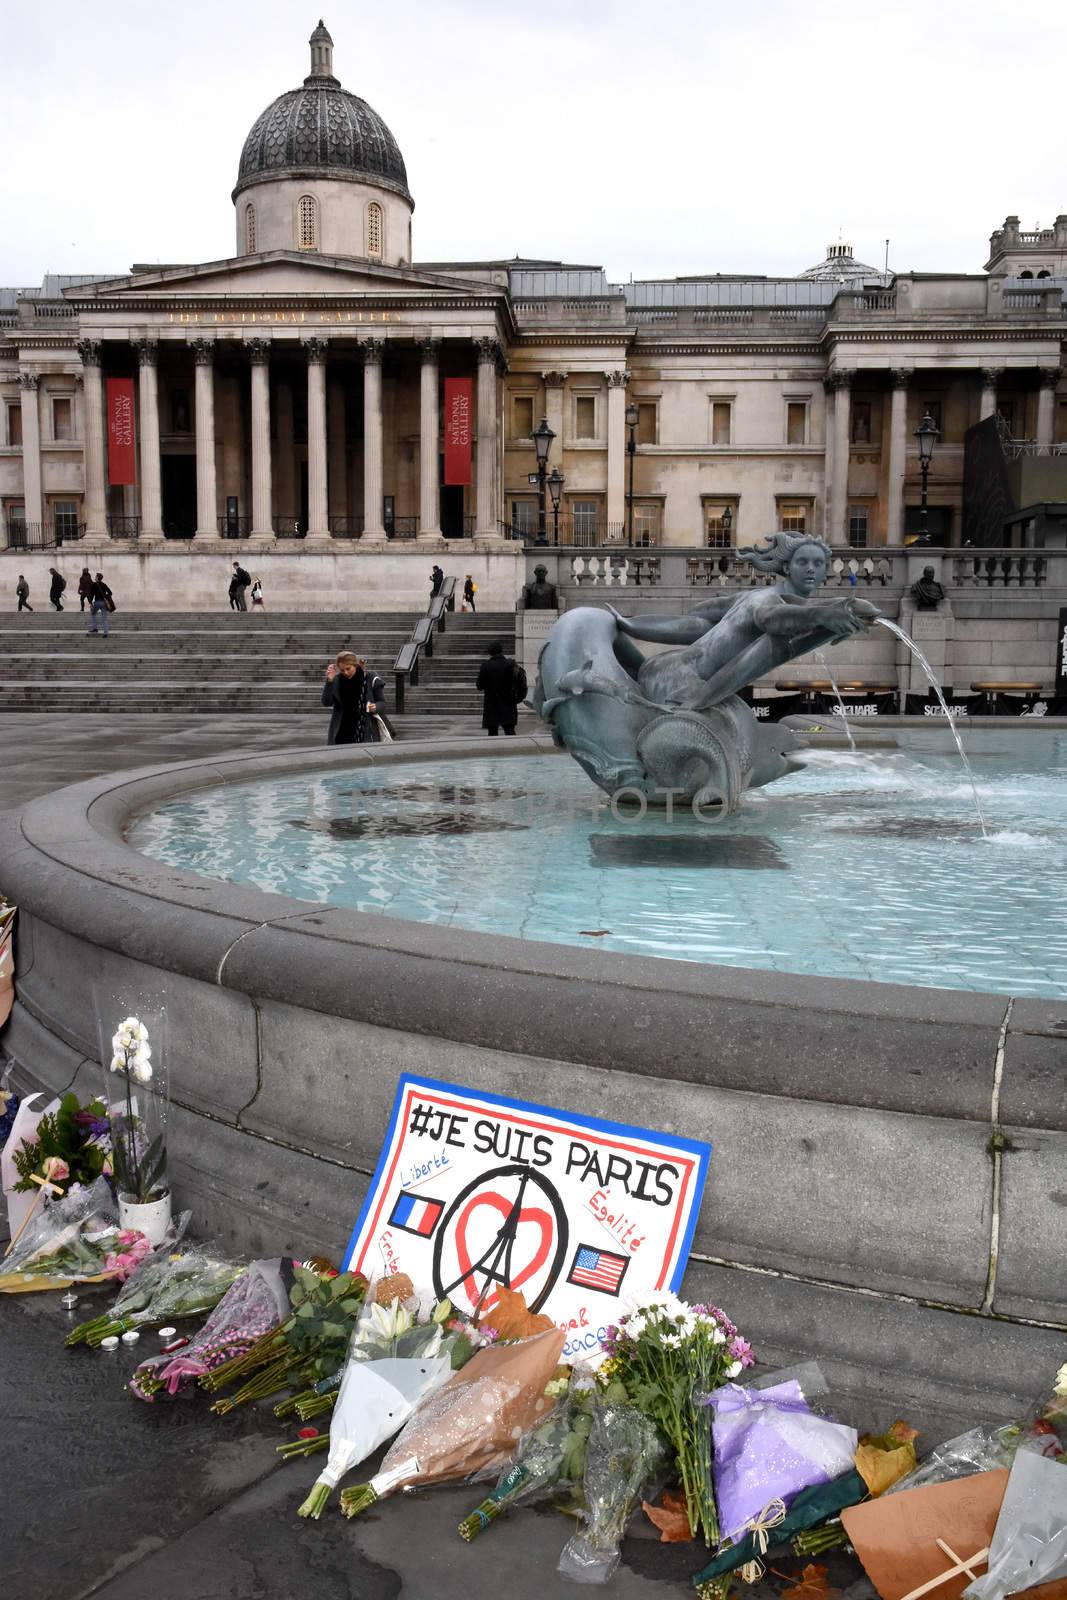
[[1, 733, 1062, 1126]]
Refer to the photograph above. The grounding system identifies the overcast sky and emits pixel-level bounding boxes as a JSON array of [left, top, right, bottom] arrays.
[[4, 0, 1065, 288]]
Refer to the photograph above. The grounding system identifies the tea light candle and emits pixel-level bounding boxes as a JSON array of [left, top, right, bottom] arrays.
[[100, 1336, 119, 1351], [121, 1330, 140, 1345], [157, 1326, 177, 1340], [61, 1291, 79, 1310]]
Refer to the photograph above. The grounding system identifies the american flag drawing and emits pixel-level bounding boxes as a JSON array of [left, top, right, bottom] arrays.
[[567, 1244, 629, 1297]]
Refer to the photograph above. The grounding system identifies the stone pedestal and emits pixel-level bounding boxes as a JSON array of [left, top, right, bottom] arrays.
[[516, 608, 559, 687], [898, 596, 955, 696]]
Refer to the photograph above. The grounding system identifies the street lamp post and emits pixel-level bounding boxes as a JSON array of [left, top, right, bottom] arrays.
[[532, 418, 555, 546], [624, 401, 638, 546], [914, 410, 939, 544], [721, 503, 733, 545], [547, 467, 564, 545]]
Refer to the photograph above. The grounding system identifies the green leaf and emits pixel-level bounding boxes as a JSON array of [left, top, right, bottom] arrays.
[[291, 1265, 321, 1296], [295, 1301, 318, 1318]]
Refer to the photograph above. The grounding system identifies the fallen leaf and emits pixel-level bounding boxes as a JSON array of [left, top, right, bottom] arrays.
[[642, 1488, 694, 1542], [786, 1562, 838, 1599], [855, 1418, 919, 1496], [478, 1285, 555, 1339]]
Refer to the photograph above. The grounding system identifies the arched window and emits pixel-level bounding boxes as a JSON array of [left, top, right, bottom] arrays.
[[245, 203, 256, 254], [1019, 269, 1033, 279], [366, 202, 383, 259], [297, 194, 318, 251], [1037, 269, 1050, 279]]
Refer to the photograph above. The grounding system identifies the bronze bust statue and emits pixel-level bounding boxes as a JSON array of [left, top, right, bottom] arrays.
[[523, 564, 558, 610], [910, 565, 945, 610]]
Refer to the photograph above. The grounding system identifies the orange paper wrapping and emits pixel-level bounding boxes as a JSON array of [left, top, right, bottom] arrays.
[[841, 1470, 1008, 1600], [374, 1326, 566, 1493]]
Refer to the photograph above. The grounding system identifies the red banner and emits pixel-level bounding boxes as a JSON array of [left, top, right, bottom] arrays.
[[443, 377, 472, 486], [106, 377, 136, 486]]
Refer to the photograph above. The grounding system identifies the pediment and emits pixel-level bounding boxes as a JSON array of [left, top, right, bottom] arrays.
[[66, 252, 499, 304]]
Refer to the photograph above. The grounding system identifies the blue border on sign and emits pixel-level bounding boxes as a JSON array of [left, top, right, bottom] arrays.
[[341, 1071, 712, 1288]]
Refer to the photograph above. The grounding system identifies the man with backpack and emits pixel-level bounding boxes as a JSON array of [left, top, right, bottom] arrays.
[[48, 567, 67, 611], [476, 640, 528, 737], [85, 572, 114, 638], [231, 560, 252, 612]]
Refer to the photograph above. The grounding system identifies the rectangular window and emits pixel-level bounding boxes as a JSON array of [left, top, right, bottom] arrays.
[[779, 501, 809, 534], [6, 502, 26, 543], [711, 401, 732, 445], [704, 503, 736, 548], [847, 505, 870, 548], [53, 500, 79, 539], [6, 403, 22, 448], [636, 402, 657, 445], [851, 401, 872, 445], [786, 402, 807, 445], [511, 395, 534, 439], [575, 395, 596, 440], [632, 504, 661, 546], [52, 396, 73, 441], [510, 500, 536, 535], [571, 499, 599, 543]]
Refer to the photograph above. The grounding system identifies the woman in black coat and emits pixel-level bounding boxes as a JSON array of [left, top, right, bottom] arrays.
[[321, 651, 376, 745]]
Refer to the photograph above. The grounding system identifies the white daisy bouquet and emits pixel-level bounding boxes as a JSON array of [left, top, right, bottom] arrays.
[[599, 1292, 755, 1546], [107, 1014, 167, 1205]]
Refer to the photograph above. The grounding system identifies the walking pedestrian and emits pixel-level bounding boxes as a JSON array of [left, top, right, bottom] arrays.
[[476, 640, 527, 737], [15, 575, 33, 612], [85, 572, 114, 638], [77, 567, 93, 612], [321, 651, 378, 745], [463, 574, 477, 613], [430, 564, 444, 598], [48, 567, 66, 611], [250, 576, 265, 610], [231, 560, 252, 612]]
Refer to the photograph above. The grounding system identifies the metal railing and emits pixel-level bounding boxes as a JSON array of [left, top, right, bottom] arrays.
[[6, 519, 86, 550], [218, 514, 251, 539], [517, 515, 628, 547], [393, 576, 456, 713], [272, 516, 305, 538], [328, 515, 364, 539], [106, 515, 141, 539], [387, 516, 419, 540]]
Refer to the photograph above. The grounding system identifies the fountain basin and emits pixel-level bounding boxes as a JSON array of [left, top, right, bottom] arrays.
[[1, 734, 1064, 1377]]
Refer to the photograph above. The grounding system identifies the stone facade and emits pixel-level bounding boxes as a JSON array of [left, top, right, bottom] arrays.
[[1, 24, 1065, 567]]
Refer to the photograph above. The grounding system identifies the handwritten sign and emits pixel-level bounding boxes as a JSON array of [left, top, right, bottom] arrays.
[[342, 1075, 711, 1362]]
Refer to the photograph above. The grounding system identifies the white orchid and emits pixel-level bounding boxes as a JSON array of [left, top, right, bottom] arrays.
[[726, 1360, 743, 1378], [131, 1060, 153, 1084], [109, 1053, 125, 1073]]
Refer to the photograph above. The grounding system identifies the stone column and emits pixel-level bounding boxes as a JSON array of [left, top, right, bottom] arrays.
[[361, 338, 386, 542], [830, 370, 853, 545], [17, 373, 43, 536], [248, 339, 274, 542], [886, 369, 910, 545], [304, 338, 330, 541], [327, 375, 346, 528], [979, 367, 1002, 423], [76, 340, 107, 542], [192, 339, 217, 539], [136, 340, 163, 541], [821, 377, 835, 536], [1037, 367, 1060, 447], [606, 369, 628, 536], [417, 336, 444, 541], [475, 337, 503, 540]]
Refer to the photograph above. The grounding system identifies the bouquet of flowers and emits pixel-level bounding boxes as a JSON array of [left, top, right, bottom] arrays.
[[458, 1369, 601, 1541], [600, 1293, 754, 1546], [340, 1325, 567, 1520], [129, 1258, 289, 1399], [296, 1290, 459, 1519], [10, 1092, 113, 1196], [203, 1262, 367, 1412], [64, 1243, 241, 1346], [558, 1394, 666, 1584], [0, 1177, 136, 1293]]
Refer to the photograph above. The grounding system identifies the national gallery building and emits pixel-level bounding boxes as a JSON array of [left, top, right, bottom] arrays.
[[2, 20, 1066, 559]]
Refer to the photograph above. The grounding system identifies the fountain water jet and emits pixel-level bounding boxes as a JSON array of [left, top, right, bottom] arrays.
[[876, 617, 989, 839], [813, 650, 858, 754]]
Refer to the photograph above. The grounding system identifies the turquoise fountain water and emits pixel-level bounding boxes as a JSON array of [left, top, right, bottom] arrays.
[[128, 732, 1067, 999]]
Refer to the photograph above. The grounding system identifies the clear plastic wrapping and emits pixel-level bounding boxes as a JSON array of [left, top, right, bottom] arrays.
[[558, 1398, 665, 1585], [0, 1176, 119, 1290], [129, 1259, 289, 1399], [963, 1453, 1067, 1598]]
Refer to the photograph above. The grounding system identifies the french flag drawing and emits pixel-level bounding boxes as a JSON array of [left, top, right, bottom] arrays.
[[567, 1244, 629, 1296], [388, 1190, 445, 1238]]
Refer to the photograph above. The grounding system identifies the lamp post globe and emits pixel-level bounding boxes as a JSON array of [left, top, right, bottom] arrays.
[[914, 410, 939, 544]]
